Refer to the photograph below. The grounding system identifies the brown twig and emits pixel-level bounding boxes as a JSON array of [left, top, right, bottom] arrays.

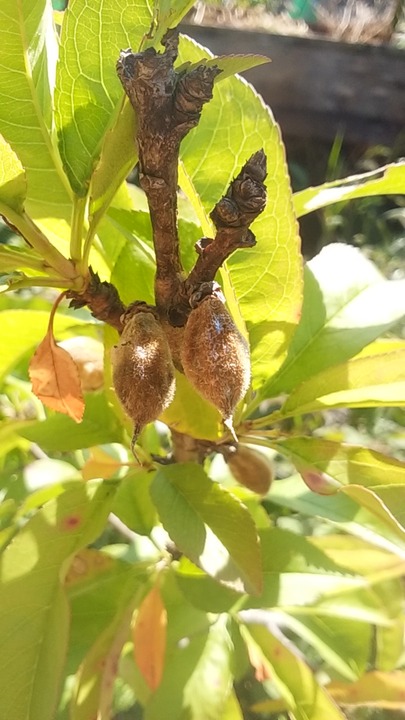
[[67, 268, 126, 333], [185, 150, 267, 293], [117, 30, 221, 317]]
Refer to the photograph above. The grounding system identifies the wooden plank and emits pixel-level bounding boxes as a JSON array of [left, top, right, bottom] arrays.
[[180, 24, 405, 145]]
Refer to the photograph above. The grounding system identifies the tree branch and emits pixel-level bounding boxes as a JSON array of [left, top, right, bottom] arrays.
[[67, 268, 126, 333], [185, 150, 267, 293], [117, 30, 221, 316]]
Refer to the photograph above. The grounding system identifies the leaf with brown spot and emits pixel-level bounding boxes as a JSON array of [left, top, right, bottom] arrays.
[[29, 292, 84, 422], [133, 583, 167, 690]]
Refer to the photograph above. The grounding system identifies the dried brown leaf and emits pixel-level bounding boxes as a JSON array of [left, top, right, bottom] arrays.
[[29, 294, 84, 422], [133, 584, 167, 690]]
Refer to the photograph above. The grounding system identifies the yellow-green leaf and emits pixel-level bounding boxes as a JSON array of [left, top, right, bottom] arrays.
[[280, 349, 405, 418], [242, 623, 346, 720], [0, 135, 26, 214], [274, 437, 405, 492], [178, 36, 302, 391], [295, 161, 405, 218], [327, 671, 405, 709]]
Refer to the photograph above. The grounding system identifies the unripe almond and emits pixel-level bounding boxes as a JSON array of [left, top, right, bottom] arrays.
[[111, 307, 175, 448], [181, 284, 250, 439], [225, 444, 273, 495]]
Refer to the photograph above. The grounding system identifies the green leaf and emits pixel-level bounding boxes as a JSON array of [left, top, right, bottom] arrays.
[[274, 437, 405, 491], [0, 308, 89, 379], [0, 135, 26, 213], [294, 161, 405, 217], [180, 616, 233, 720], [109, 209, 156, 305], [0, 480, 116, 720], [375, 618, 405, 672], [177, 36, 302, 390], [71, 601, 138, 720], [113, 469, 158, 536], [0, 0, 72, 216], [89, 100, 138, 230], [268, 475, 405, 557], [67, 548, 148, 672], [242, 623, 346, 720], [150, 463, 262, 594], [145, 614, 233, 720], [327, 671, 405, 709], [55, 0, 153, 195], [277, 612, 371, 681], [20, 392, 124, 451], [341, 485, 405, 541], [159, 369, 223, 441], [279, 348, 405, 419], [241, 528, 394, 625], [0, 246, 46, 273], [176, 556, 242, 613], [265, 244, 405, 396]]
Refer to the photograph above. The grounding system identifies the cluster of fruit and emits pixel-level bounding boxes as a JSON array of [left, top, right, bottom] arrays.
[[111, 281, 250, 449]]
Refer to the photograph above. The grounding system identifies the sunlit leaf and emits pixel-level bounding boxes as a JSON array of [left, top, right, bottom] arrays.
[[274, 437, 405, 492], [159, 369, 222, 441], [0, 480, 116, 720], [178, 36, 302, 391], [0, 135, 26, 214], [276, 612, 371, 681], [0, 308, 89, 379], [241, 528, 394, 625], [89, 101, 138, 231], [268, 475, 405, 558], [150, 463, 262, 594], [279, 348, 405, 418], [55, 0, 153, 195], [242, 623, 346, 720], [327, 671, 405, 709], [265, 244, 405, 397], [295, 161, 405, 217], [20, 391, 124, 451], [341, 485, 405, 541], [0, 0, 72, 217], [375, 618, 405, 672]]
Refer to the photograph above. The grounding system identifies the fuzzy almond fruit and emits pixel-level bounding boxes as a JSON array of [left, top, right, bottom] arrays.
[[111, 307, 176, 449], [226, 444, 273, 495], [181, 285, 250, 440]]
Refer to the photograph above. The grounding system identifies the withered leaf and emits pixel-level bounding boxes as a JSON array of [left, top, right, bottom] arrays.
[[133, 584, 167, 690], [29, 314, 84, 423]]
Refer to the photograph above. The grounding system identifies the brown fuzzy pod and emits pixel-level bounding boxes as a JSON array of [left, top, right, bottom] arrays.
[[225, 445, 273, 495], [111, 308, 176, 448], [181, 285, 250, 439]]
